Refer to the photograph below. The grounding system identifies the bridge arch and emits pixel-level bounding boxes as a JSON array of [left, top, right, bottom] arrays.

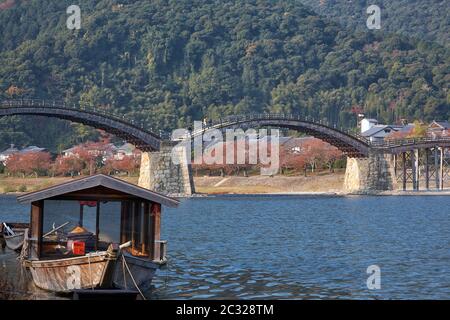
[[193, 114, 370, 157], [0, 100, 162, 151]]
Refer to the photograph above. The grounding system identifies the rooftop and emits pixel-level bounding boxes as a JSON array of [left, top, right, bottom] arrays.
[[17, 174, 180, 207], [361, 125, 402, 137], [430, 120, 450, 129]]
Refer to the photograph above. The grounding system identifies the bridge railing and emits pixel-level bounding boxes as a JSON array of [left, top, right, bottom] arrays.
[[0, 99, 165, 139], [200, 113, 369, 143], [370, 136, 450, 149]]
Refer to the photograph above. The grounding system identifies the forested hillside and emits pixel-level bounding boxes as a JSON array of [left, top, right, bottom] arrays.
[[0, 0, 449, 152], [300, 0, 449, 46]]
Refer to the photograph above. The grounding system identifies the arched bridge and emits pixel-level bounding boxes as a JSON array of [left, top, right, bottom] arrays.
[[2, 100, 449, 157], [1, 99, 449, 194], [192, 114, 371, 157], [0, 99, 162, 151]]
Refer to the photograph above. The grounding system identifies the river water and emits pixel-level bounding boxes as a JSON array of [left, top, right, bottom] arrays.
[[1, 194, 449, 299]]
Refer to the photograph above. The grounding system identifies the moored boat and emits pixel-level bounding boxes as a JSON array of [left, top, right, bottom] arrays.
[[4, 230, 25, 251], [113, 250, 163, 291], [16, 174, 179, 295], [24, 249, 117, 292], [0, 222, 29, 237], [2, 223, 28, 251]]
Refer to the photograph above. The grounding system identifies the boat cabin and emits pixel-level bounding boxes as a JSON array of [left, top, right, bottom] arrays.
[[17, 174, 179, 262]]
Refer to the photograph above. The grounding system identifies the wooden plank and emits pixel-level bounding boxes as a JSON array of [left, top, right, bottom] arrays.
[[95, 202, 100, 250], [411, 150, 417, 190], [30, 201, 43, 260], [131, 201, 141, 251], [151, 203, 161, 261], [435, 147, 440, 189], [120, 201, 130, 244], [415, 149, 420, 191], [142, 202, 149, 255], [402, 152, 407, 191]]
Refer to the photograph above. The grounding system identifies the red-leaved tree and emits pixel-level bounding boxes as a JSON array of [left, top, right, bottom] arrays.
[[5, 152, 52, 177]]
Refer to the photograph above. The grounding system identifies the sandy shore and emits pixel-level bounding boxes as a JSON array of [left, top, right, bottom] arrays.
[[194, 173, 346, 194], [1, 173, 449, 196]]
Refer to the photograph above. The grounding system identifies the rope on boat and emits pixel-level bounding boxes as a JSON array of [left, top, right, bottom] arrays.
[[18, 228, 29, 262], [122, 255, 127, 289], [122, 255, 146, 300], [87, 254, 94, 290]]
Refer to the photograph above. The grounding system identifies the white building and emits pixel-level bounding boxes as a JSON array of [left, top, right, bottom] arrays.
[[360, 118, 412, 142], [0, 144, 19, 164], [360, 118, 379, 133]]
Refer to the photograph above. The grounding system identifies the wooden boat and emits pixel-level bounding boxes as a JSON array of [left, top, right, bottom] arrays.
[[0, 222, 29, 237], [113, 250, 164, 291], [4, 230, 25, 251], [24, 249, 117, 292], [16, 174, 179, 295], [2, 223, 27, 251]]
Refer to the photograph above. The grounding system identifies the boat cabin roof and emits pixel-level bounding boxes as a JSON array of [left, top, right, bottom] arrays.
[[16, 174, 179, 207]]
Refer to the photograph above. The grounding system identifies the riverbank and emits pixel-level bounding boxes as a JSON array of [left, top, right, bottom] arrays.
[[0, 172, 346, 195], [194, 172, 345, 194], [1, 173, 449, 195]]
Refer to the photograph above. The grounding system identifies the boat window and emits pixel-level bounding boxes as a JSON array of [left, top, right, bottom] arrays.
[[42, 200, 98, 256], [121, 201, 151, 258], [98, 201, 121, 244], [43, 200, 97, 236]]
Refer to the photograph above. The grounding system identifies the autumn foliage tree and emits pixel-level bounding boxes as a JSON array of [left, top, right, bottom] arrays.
[[69, 138, 113, 175], [52, 154, 85, 177], [279, 138, 343, 174], [5, 152, 52, 177], [302, 139, 343, 173], [279, 147, 307, 175], [103, 155, 140, 176]]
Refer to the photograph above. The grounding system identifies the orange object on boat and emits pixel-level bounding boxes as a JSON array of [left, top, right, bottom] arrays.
[[72, 241, 85, 255], [69, 226, 89, 234], [79, 201, 97, 207]]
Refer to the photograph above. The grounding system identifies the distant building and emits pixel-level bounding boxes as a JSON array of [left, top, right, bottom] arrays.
[[428, 120, 449, 138], [362, 125, 404, 142], [115, 143, 138, 160], [360, 118, 415, 142], [360, 118, 379, 133], [63, 143, 117, 162], [61, 146, 78, 158], [62, 142, 139, 162], [0, 144, 19, 164], [279, 136, 315, 154], [20, 146, 47, 154], [0, 144, 48, 164]]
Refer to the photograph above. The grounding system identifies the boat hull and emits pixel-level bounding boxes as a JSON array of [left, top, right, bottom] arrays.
[[113, 253, 163, 291], [4, 231, 25, 251], [26, 252, 116, 293]]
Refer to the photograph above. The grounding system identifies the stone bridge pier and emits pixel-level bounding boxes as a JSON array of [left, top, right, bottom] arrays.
[[138, 144, 195, 196], [344, 152, 397, 194]]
